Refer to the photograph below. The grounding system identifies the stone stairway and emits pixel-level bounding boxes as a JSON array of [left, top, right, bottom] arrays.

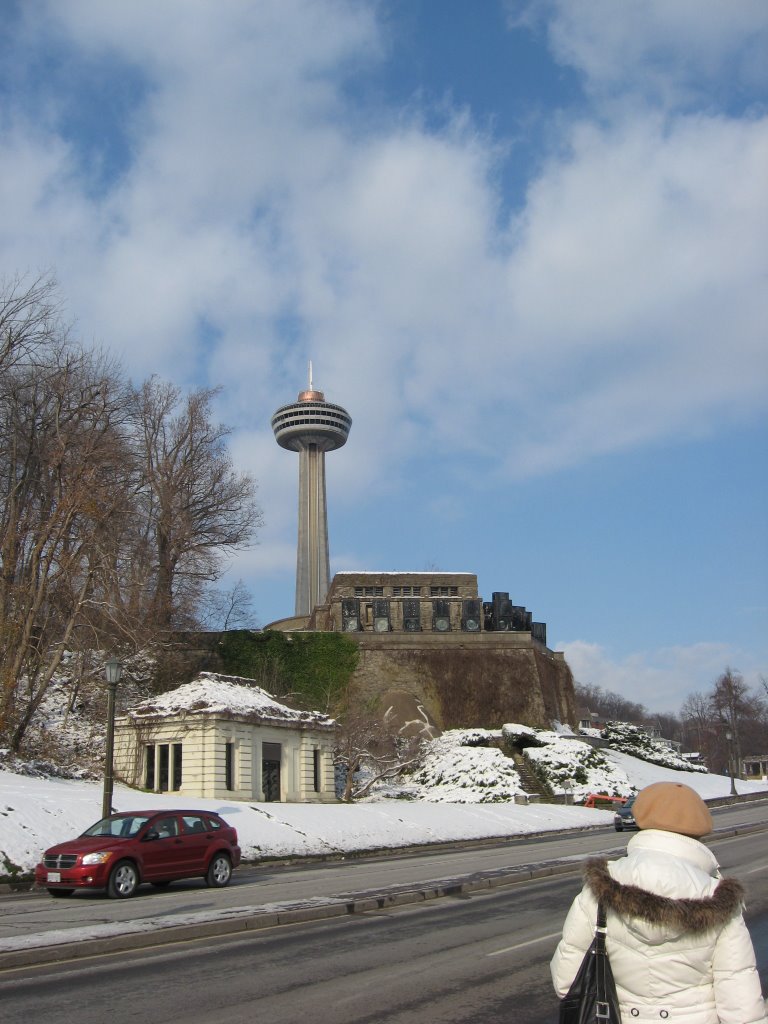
[[511, 750, 555, 803]]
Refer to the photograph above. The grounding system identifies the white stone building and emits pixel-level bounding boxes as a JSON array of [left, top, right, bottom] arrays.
[[113, 672, 337, 803]]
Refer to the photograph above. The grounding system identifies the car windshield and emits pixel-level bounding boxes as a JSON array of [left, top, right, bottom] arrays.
[[82, 815, 152, 838]]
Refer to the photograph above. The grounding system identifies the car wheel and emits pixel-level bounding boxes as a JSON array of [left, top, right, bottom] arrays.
[[614, 824, 623, 832], [47, 888, 74, 897], [108, 860, 139, 899], [205, 853, 232, 888]]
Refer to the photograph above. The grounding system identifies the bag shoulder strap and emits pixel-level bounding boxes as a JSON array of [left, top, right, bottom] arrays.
[[595, 901, 608, 954]]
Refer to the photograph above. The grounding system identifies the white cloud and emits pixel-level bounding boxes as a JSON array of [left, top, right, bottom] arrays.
[[0, 1, 766, 597], [3, 4, 765, 463], [511, 0, 768, 104], [560, 639, 765, 713]]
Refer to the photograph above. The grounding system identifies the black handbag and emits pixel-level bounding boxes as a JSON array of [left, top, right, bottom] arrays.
[[559, 902, 621, 1024]]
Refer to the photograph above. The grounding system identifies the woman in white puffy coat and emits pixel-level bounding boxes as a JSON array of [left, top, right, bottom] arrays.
[[551, 782, 766, 1024]]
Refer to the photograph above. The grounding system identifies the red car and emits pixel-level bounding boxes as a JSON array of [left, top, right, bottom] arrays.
[[35, 809, 241, 899]]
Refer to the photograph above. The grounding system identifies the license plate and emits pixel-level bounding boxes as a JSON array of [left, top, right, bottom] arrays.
[[47, 871, 61, 882]]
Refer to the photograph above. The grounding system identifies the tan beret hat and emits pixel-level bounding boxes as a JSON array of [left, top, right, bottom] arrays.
[[633, 782, 713, 838]]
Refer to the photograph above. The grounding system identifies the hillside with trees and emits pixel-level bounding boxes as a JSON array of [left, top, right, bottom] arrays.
[[574, 668, 768, 778], [0, 275, 261, 754]]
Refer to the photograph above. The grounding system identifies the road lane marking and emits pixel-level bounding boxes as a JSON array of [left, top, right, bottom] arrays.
[[486, 931, 562, 957]]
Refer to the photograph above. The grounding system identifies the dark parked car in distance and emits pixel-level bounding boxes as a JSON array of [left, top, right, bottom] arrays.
[[614, 796, 639, 831], [35, 809, 241, 898]]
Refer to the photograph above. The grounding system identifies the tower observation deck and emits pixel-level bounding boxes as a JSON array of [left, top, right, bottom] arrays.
[[271, 366, 351, 617]]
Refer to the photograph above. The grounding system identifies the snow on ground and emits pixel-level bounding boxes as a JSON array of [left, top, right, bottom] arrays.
[[519, 731, 634, 801], [501, 722, 714, 803], [2, 748, 766, 876], [401, 731, 527, 802], [0, 767, 615, 874], [601, 749, 763, 797]]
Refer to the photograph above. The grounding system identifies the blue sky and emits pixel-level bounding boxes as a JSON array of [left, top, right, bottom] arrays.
[[1, 0, 766, 712]]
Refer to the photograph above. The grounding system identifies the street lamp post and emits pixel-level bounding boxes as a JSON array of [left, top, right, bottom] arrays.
[[101, 657, 123, 820], [725, 729, 738, 798]]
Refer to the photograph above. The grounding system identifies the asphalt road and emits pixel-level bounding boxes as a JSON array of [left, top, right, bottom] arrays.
[[3, 798, 767, 948], [1, 829, 766, 1024]]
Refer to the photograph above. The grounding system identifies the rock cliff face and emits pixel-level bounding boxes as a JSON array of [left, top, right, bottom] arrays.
[[347, 633, 576, 731], [170, 628, 578, 733]]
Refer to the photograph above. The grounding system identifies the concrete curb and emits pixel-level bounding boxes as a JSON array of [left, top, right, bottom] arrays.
[[2, 819, 766, 972]]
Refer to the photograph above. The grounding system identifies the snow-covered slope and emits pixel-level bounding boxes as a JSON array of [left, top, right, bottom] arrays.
[[2, 747, 764, 876]]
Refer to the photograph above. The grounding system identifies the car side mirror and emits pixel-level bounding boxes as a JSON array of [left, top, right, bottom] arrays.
[[144, 830, 160, 841]]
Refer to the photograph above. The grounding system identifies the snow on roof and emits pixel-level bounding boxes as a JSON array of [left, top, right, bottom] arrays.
[[124, 672, 335, 728]]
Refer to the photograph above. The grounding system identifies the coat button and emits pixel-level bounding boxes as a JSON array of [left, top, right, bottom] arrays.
[[660, 1013, 669, 1019], [630, 1011, 639, 1018]]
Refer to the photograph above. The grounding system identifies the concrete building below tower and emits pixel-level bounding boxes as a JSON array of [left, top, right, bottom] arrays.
[[304, 571, 548, 644]]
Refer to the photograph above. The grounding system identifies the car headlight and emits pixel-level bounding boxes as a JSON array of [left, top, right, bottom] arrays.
[[81, 851, 114, 865]]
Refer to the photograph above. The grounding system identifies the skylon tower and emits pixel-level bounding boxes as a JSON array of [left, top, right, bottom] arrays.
[[271, 366, 351, 617]]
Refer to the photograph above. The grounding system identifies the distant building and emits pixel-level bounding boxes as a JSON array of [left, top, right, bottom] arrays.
[[680, 751, 706, 767], [742, 753, 768, 781], [114, 673, 337, 803], [577, 708, 605, 732]]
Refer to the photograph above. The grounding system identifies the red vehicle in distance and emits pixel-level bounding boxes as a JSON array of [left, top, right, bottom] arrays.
[[35, 809, 241, 899], [581, 793, 628, 810]]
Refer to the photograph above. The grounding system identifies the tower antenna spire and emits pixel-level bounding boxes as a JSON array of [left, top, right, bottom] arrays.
[[308, 360, 313, 392]]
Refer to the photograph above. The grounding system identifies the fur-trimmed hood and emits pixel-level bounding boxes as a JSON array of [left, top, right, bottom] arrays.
[[584, 857, 744, 935]]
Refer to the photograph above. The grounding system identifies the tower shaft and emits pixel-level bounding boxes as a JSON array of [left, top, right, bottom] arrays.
[[296, 444, 331, 616]]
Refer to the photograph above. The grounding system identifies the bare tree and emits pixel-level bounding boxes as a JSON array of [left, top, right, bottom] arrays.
[[709, 668, 762, 776], [0, 340, 135, 749], [680, 691, 713, 755], [0, 278, 265, 751], [335, 704, 421, 801], [200, 579, 258, 631], [573, 682, 647, 724], [133, 377, 262, 629], [0, 273, 62, 376]]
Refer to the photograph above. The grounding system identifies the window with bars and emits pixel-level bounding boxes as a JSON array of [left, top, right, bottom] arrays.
[[145, 743, 183, 792], [225, 742, 235, 791], [313, 749, 322, 792], [173, 744, 183, 790]]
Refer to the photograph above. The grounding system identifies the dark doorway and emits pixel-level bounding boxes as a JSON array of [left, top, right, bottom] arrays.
[[262, 742, 282, 802]]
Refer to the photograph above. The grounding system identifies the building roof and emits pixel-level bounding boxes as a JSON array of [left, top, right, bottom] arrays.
[[123, 672, 335, 728], [332, 571, 476, 577]]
